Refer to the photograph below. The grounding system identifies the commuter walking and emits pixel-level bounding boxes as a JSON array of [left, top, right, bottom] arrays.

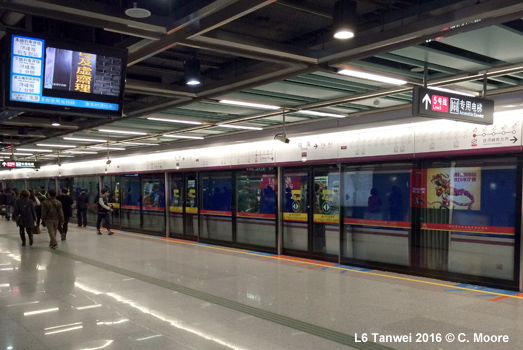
[[77, 189, 89, 227], [41, 189, 64, 249], [12, 190, 37, 246], [96, 188, 113, 235], [56, 188, 74, 240], [4, 189, 15, 221], [0, 189, 5, 217], [35, 187, 47, 227]]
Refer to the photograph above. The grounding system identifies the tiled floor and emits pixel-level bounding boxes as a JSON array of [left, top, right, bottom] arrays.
[[1, 219, 523, 350]]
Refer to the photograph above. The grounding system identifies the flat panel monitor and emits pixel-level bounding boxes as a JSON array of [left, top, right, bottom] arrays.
[[3, 29, 127, 117]]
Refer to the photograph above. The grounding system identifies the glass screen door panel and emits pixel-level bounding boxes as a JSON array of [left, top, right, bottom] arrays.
[[282, 167, 309, 253], [341, 164, 412, 266], [236, 168, 277, 248], [185, 173, 198, 237], [141, 174, 165, 234], [414, 158, 518, 280], [169, 173, 184, 237], [120, 175, 141, 231], [200, 171, 232, 242], [313, 165, 340, 256]]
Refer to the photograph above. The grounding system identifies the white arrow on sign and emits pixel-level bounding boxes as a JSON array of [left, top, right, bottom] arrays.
[[1, 162, 5, 167], [422, 94, 431, 109]]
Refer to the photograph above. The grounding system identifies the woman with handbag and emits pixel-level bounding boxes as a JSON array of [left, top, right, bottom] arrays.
[[12, 190, 37, 246]]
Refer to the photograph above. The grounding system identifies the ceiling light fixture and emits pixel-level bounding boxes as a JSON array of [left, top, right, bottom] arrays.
[[217, 124, 263, 130], [64, 151, 99, 154], [219, 100, 281, 110], [333, 0, 357, 39], [0, 152, 33, 156], [51, 116, 61, 126], [16, 148, 53, 152], [297, 110, 347, 118], [184, 59, 201, 86], [98, 129, 147, 135], [427, 86, 476, 97], [162, 134, 204, 139], [338, 68, 408, 85], [36, 144, 76, 148], [147, 117, 202, 125], [121, 142, 158, 146], [63, 137, 107, 143], [90, 147, 126, 151], [125, 2, 151, 18]]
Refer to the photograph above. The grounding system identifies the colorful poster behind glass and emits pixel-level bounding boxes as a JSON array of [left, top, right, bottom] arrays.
[[413, 167, 481, 210]]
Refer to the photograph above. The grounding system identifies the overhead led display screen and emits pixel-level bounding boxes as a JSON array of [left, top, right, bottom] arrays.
[[3, 29, 127, 117]]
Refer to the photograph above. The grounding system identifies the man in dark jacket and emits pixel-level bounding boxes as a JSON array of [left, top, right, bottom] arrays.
[[0, 189, 5, 217], [56, 188, 74, 240], [12, 190, 37, 246], [96, 188, 113, 235], [41, 189, 64, 249], [76, 189, 89, 227]]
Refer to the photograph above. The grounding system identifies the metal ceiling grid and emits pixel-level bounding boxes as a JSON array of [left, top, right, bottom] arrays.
[[2, 1, 523, 165]]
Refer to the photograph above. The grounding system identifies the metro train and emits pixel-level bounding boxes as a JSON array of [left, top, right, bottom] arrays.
[[2, 114, 523, 291]]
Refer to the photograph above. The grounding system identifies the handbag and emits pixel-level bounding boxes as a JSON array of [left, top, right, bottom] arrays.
[[32, 225, 41, 235]]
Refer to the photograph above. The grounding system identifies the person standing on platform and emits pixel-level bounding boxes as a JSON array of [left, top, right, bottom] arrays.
[[12, 190, 37, 246], [77, 189, 89, 227], [4, 189, 15, 221], [56, 188, 74, 240], [96, 188, 113, 235], [41, 189, 64, 249]]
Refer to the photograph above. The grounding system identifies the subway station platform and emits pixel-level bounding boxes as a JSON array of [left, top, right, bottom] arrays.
[[1, 219, 523, 350]]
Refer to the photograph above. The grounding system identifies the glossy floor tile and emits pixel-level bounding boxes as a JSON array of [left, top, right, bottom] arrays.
[[1, 219, 523, 349]]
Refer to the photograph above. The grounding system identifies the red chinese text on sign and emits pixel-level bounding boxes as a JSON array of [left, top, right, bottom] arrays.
[[431, 94, 449, 112]]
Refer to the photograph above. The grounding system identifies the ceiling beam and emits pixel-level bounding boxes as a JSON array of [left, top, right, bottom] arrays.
[[318, 0, 523, 65], [0, 0, 167, 40], [127, 0, 276, 66]]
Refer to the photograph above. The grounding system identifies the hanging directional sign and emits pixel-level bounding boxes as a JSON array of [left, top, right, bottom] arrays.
[[412, 86, 494, 125], [0, 161, 40, 169]]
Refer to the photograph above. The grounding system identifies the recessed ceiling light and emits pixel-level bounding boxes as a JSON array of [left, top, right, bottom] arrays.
[[297, 110, 346, 118], [217, 124, 263, 130], [16, 148, 53, 152], [125, 2, 151, 18], [219, 100, 281, 110], [89, 147, 126, 151], [98, 129, 147, 135], [0, 152, 33, 156], [63, 137, 107, 143], [64, 151, 99, 154], [162, 134, 204, 139], [338, 68, 407, 85], [147, 118, 202, 125], [36, 144, 76, 148]]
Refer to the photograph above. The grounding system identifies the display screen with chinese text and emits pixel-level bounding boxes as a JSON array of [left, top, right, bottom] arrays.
[[4, 30, 127, 117]]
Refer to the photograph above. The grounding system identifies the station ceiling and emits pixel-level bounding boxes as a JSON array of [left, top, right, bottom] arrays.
[[2, 0, 523, 164]]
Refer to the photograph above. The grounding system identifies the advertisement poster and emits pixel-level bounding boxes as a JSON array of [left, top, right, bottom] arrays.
[[425, 167, 481, 211]]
